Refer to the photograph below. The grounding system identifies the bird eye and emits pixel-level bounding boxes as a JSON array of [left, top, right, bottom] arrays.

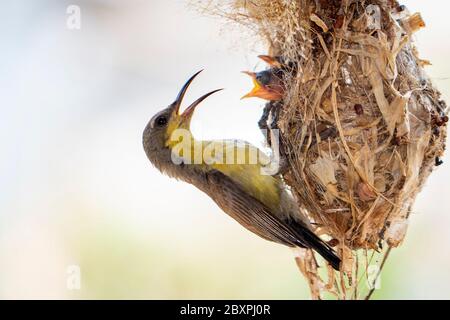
[[256, 72, 271, 85], [155, 115, 168, 127]]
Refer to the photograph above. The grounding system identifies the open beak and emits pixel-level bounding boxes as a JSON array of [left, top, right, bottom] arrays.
[[173, 70, 223, 122], [180, 88, 224, 124], [241, 71, 262, 99], [241, 71, 282, 101], [172, 69, 204, 115]]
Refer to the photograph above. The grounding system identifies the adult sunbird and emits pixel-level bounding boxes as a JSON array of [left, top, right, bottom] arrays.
[[142, 71, 340, 270]]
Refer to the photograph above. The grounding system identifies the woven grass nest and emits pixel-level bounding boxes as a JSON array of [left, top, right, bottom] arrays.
[[196, 0, 448, 299]]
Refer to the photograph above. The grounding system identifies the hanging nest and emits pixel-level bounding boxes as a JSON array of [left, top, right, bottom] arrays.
[[194, 0, 448, 299]]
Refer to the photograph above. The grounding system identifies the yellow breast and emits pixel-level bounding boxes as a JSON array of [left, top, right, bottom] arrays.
[[168, 135, 283, 211], [207, 140, 282, 212]]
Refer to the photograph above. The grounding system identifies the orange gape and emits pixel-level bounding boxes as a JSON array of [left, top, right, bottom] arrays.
[[241, 55, 285, 101]]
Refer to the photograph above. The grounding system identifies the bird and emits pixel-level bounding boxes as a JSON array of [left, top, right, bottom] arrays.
[[142, 70, 341, 270], [241, 55, 287, 101], [242, 55, 289, 152]]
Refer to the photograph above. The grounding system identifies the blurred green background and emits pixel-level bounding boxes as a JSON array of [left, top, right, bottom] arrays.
[[0, 0, 449, 299]]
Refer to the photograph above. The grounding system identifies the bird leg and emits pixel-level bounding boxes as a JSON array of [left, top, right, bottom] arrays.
[[258, 101, 290, 175]]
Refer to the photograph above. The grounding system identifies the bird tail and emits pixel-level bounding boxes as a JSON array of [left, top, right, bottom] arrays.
[[289, 221, 341, 270], [306, 233, 341, 271]]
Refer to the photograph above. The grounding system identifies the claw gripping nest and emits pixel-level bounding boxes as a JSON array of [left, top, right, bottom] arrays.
[[197, 0, 447, 298]]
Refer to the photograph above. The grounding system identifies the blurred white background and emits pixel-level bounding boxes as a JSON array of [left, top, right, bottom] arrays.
[[0, 0, 449, 299]]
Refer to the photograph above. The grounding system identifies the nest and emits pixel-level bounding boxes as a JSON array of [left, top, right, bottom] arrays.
[[196, 0, 448, 299]]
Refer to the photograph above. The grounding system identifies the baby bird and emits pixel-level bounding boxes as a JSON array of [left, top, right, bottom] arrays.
[[241, 55, 287, 101]]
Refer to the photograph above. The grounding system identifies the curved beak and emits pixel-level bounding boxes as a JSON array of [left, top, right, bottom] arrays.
[[181, 88, 224, 125], [172, 70, 203, 115]]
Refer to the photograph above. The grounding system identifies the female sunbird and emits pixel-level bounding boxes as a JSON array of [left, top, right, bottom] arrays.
[[142, 71, 340, 270]]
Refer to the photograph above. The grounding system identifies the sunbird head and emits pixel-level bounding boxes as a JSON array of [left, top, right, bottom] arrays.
[[142, 70, 222, 167]]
